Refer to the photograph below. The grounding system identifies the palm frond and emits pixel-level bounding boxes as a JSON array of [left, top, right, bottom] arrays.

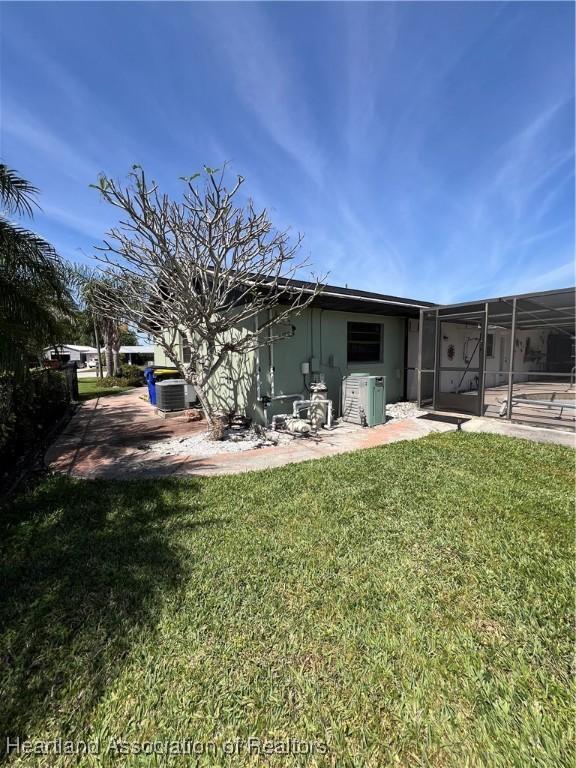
[[0, 165, 76, 374], [0, 164, 39, 217]]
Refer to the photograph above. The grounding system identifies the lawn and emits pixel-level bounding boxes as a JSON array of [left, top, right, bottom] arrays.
[[78, 376, 131, 401], [0, 433, 573, 767]]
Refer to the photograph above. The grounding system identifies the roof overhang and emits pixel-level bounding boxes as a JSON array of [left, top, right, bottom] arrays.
[[276, 279, 434, 317]]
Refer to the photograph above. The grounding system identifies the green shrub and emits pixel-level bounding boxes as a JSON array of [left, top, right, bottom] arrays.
[[0, 370, 71, 483], [119, 364, 144, 386], [97, 365, 143, 389]]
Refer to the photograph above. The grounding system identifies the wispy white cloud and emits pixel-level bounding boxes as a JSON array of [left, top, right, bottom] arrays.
[[503, 259, 575, 296], [490, 100, 573, 215], [192, 4, 326, 187], [422, 96, 574, 301], [3, 107, 99, 183], [39, 204, 109, 242], [344, 3, 396, 158], [0, 1, 571, 305]]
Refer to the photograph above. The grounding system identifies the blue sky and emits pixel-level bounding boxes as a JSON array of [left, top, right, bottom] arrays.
[[1, 1, 574, 303]]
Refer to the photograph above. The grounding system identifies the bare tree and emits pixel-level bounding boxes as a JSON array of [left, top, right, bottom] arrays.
[[89, 165, 324, 421]]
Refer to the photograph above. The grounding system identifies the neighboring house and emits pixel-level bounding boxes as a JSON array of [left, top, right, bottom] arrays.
[[154, 282, 434, 424], [44, 344, 155, 369], [43, 344, 98, 366], [115, 345, 154, 364]]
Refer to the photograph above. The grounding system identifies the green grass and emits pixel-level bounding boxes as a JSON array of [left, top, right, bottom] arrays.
[[0, 433, 573, 767], [77, 376, 131, 401]]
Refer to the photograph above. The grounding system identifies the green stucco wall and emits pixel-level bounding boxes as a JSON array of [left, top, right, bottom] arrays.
[[154, 308, 407, 424]]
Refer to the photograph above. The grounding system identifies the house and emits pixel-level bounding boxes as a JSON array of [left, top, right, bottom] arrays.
[[153, 281, 434, 424], [153, 281, 575, 430], [43, 344, 98, 366], [44, 344, 153, 368], [114, 345, 154, 365]]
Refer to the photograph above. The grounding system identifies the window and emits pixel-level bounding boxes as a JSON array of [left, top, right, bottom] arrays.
[[347, 322, 382, 363], [486, 333, 494, 358], [180, 333, 191, 363]]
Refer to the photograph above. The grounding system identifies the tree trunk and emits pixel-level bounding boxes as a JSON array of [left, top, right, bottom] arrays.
[[183, 364, 214, 424], [105, 345, 113, 377], [112, 349, 121, 377], [110, 321, 122, 376], [192, 381, 213, 424], [93, 316, 103, 379]]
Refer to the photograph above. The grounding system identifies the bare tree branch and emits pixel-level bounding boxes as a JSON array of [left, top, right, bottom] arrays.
[[88, 166, 326, 421]]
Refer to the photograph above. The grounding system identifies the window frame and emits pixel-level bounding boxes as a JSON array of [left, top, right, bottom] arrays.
[[347, 321, 384, 364]]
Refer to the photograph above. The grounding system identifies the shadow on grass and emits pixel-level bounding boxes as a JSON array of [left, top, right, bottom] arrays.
[[0, 476, 213, 756]]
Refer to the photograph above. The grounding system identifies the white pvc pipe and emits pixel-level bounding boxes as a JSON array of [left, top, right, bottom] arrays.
[[272, 393, 302, 400], [255, 313, 261, 401], [293, 400, 312, 416], [269, 309, 275, 398]]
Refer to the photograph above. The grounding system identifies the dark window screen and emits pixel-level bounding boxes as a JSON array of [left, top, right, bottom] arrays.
[[347, 322, 382, 363], [486, 333, 494, 358]]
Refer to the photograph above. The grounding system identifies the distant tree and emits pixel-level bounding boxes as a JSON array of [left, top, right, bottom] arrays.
[[75, 267, 123, 377], [89, 165, 324, 421], [0, 164, 75, 373], [119, 327, 138, 346], [66, 308, 98, 348]]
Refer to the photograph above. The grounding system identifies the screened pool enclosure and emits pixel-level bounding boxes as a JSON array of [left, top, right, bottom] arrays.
[[417, 287, 575, 430]]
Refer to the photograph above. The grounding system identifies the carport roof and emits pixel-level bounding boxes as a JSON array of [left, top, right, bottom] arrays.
[[43, 344, 97, 352]]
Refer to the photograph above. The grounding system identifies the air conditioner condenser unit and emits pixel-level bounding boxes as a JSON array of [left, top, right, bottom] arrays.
[[156, 379, 186, 412]]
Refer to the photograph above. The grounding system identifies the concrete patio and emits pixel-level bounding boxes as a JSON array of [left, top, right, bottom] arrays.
[[45, 388, 575, 479]]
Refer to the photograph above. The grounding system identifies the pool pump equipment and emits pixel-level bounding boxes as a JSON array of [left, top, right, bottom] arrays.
[[289, 381, 333, 431], [341, 374, 387, 427]]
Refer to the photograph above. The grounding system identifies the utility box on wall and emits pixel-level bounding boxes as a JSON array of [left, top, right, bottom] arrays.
[[341, 374, 386, 427]]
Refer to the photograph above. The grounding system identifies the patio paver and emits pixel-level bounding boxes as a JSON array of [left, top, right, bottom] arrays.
[[45, 388, 574, 479]]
